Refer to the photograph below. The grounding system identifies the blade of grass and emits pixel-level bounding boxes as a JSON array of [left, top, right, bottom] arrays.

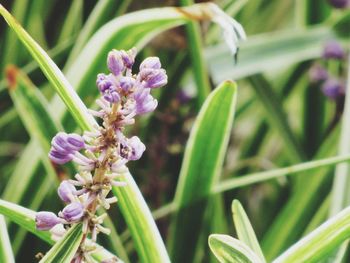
[[39, 223, 83, 263], [214, 154, 350, 193], [180, 0, 211, 109], [0, 215, 15, 263], [328, 53, 350, 262], [248, 74, 305, 162], [0, 4, 97, 131], [231, 200, 266, 262], [169, 81, 237, 262], [206, 26, 335, 81], [209, 234, 264, 263], [273, 206, 350, 263]]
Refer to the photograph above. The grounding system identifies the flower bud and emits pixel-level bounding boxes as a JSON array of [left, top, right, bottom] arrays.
[[323, 41, 345, 60], [322, 79, 345, 99], [60, 202, 85, 222], [36, 211, 61, 230], [58, 181, 76, 203], [140, 57, 161, 70], [49, 149, 72, 164], [119, 136, 146, 161], [120, 76, 136, 92], [121, 48, 137, 68], [107, 50, 125, 76], [66, 134, 85, 151], [138, 68, 168, 89], [309, 64, 328, 83], [134, 88, 158, 114]]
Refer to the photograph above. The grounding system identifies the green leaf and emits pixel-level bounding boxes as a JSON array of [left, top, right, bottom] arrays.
[[169, 81, 238, 262], [0, 199, 116, 261], [231, 200, 266, 262], [0, 215, 15, 263], [206, 26, 335, 81], [214, 154, 350, 193], [209, 234, 264, 263], [0, 199, 52, 244], [0, 4, 97, 131], [180, 0, 211, 108], [39, 224, 83, 263], [273, 206, 350, 263]]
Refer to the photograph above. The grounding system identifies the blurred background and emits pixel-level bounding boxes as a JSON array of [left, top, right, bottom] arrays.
[[0, 0, 349, 262]]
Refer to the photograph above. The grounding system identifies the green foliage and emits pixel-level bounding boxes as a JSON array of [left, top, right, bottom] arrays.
[[0, 0, 350, 262]]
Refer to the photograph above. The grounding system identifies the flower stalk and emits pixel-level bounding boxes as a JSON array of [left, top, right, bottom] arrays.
[[35, 48, 168, 262]]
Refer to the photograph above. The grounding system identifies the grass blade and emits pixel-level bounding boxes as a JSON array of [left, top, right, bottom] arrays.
[[209, 234, 264, 263], [273, 206, 350, 263], [180, 0, 211, 108], [0, 4, 97, 131], [39, 223, 83, 263], [231, 200, 266, 262], [215, 154, 350, 192], [0, 215, 15, 263], [169, 81, 237, 262]]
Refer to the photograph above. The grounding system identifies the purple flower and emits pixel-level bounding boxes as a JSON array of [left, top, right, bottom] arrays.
[[138, 68, 167, 89], [327, 0, 349, 8], [120, 76, 135, 92], [58, 181, 76, 203], [309, 64, 328, 83], [322, 79, 345, 99], [323, 41, 345, 60], [49, 133, 85, 164], [140, 57, 161, 70], [120, 48, 137, 69], [36, 211, 61, 230], [107, 50, 125, 76], [119, 136, 146, 161], [60, 202, 85, 222], [134, 88, 158, 114], [96, 74, 120, 103]]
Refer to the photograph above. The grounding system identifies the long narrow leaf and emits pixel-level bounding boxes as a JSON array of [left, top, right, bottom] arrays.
[[169, 81, 237, 262], [39, 223, 83, 263], [231, 200, 266, 262], [209, 234, 264, 263], [0, 215, 15, 263], [273, 206, 350, 263], [0, 4, 97, 131]]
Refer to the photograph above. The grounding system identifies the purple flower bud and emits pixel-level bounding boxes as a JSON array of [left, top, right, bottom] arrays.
[[58, 181, 76, 203], [327, 0, 349, 8], [120, 48, 137, 68], [96, 74, 120, 103], [140, 57, 161, 70], [138, 68, 167, 89], [49, 133, 85, 164], [322, 79, 345, 99], [134, 88, 158, 114], [107, 50, 125, 76], [323, 41, 345, 60], [49, 149, 72, 164], [119, 136, 146, 160], [66, 134, 85, 151], [36, 211, 61, 231], [120, 76, 136, 92], [309, 65, 328, 83], [60, 202, 84, 222]]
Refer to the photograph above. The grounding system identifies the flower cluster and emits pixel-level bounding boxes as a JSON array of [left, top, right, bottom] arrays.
[[309, 40, 347, 100], [35, 48, 167, 262]]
